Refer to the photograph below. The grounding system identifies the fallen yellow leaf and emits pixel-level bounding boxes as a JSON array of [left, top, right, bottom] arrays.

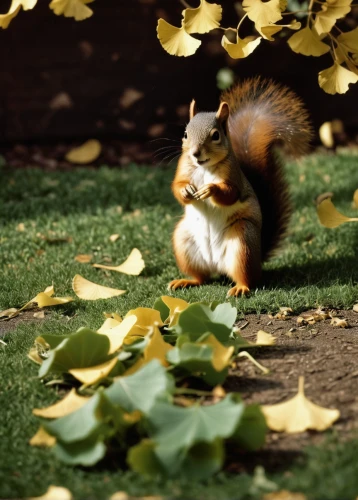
[[72, 274, 126, 300], [74, 254, 93, 263], [124, 308, 163, 338], [221, 33, 261, 58], [263, 491, 307, 500], [50, 0, 93, 21], [109, 233, 120, 242], [93, 248, 145, 275], [28, 347, 43, 365], [98, 315, 138, 353], [317, 196, 358, 227], [0, 307, 19, 319], [256, 330, 276, 345], [330, 317, 348, 328], [69, 357, 119, 385], [29, 485, 73, 500], [288, 26, 330, 56], [161, 295, 189, 325], [183, 0, 222, 34], [16, 222, 25, 232], [29, 427, 56, 447], [33, 388, 89, 418], [0, 0, 37, 29], [33, 310, 45, 319], [318, 62, 358, 94], [262, 377, 340, 433], [314, 0, 352, 36], [353, 189, 358, 208], [65, 139, 101, 164], [199, 334, 234, 371], [98, 317, 122, 333], [103, 311, 122, 321], [125, 326, 173, 374], [157, 18, 201, 57]]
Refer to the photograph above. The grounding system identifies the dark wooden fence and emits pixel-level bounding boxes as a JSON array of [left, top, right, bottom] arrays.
[[0, 0, 357, 145]]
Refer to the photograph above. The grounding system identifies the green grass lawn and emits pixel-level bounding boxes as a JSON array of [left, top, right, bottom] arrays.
[[1, 152, 358, 499]]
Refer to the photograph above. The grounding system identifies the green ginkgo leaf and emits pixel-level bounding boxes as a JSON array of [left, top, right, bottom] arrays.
[[39, 328, 112, 378], [105, 360, 174, 413]]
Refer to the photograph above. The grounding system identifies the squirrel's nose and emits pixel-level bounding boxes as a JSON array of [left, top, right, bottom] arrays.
[[191, 147, 201, 158]]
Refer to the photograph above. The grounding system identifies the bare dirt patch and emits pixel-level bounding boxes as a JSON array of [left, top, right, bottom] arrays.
[[226, 308, 358, 471], [0, 311, 46, 338]]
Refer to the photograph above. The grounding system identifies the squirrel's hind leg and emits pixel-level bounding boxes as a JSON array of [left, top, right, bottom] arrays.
[[169, 220, 209, 291], [224, 220, 261, 297]]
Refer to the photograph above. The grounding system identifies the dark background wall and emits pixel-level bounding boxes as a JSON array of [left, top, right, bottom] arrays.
[[0, 0, 357, 146]]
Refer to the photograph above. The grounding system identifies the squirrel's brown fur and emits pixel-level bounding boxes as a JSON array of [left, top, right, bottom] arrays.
[[168, 77, 312, 296], [221, 77, 312, 259]]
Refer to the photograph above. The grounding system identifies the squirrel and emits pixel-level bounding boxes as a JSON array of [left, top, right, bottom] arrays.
[[168, 77, 312, 297]]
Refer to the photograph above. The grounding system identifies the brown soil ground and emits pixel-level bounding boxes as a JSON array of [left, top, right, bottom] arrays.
[[226, 308, 358, 471]]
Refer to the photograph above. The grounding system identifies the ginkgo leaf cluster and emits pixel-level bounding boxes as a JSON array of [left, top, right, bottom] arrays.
[[156, 0, 358, 94], [0, 0, 95, 28], [29, 295, 340, 479], [29, 297, 268, 478]]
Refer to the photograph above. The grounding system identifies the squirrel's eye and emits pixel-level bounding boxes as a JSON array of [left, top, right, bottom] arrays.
[[211, 130, 220, 142], [183, 131, 188, 139]]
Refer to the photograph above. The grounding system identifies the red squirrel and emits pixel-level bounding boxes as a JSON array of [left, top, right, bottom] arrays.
[[168, 77, 312, 297]]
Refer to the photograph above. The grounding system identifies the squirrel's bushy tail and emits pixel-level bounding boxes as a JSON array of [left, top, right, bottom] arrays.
[[221, 77, 312, 260]]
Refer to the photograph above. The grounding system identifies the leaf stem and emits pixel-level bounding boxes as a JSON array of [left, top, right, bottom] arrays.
[[180, 0, 192, 8], [298, 376, 305, 395], [237, 13, 248, 34], [237, 351, 270, 374], [307, 0, 316, 25]]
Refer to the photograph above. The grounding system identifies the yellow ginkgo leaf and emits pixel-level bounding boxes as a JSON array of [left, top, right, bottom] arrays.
[[317, 196, 358, 227], [319, 121, 334, 148], [124, 307, 163, 337], [49, 0, 93, 21], [144, 326, 173, 366], [75, 254, 93, 263], [157, 18, 201, 57], [353, 189, 358, 208], [256, 330, 276, 345], [199, 334, 234, 371], [28, 347, 43, 365], [0, 307, 19, 319], [72, 274, 126, 300], [98, 315, 137, 354], [97, 317, 122, 334], [20, 285, 73, 312], [337, 27, 358, 54], [103, 312, 122, 322], [33, 292, 74, 308], [262, 376, 340, 432], [29, 485, 73, 500], [33, 388, 89, 418], [0, 0, 37, 29], [221, 33, 262, 58], [319, 62, 358, 94], [183, 0, 222, 34], [314, 0, 352, 36], [161, 295, 189, 325], [65, 139, 101, 164], [260, 20, 301, 41], [69, 357, 118, 385], [29, 426, 56, 447], [288, 26, 330, 56], [93, 248, 145, 275], [109, 233, 120, 242], [242, 0, 285, 36], [125, 326, 173, 374]]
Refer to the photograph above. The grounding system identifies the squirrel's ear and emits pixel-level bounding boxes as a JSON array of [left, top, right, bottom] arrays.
[[189, 99, 197, 120], [216, 102, 229, 122]]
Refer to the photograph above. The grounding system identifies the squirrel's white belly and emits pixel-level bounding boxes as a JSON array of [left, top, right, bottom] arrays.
[[183, 203, 238, 274]]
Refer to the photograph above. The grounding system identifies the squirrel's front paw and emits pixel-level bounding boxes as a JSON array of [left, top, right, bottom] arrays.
[[181, 184, 197, 202], [193, 184, 216, 201]]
